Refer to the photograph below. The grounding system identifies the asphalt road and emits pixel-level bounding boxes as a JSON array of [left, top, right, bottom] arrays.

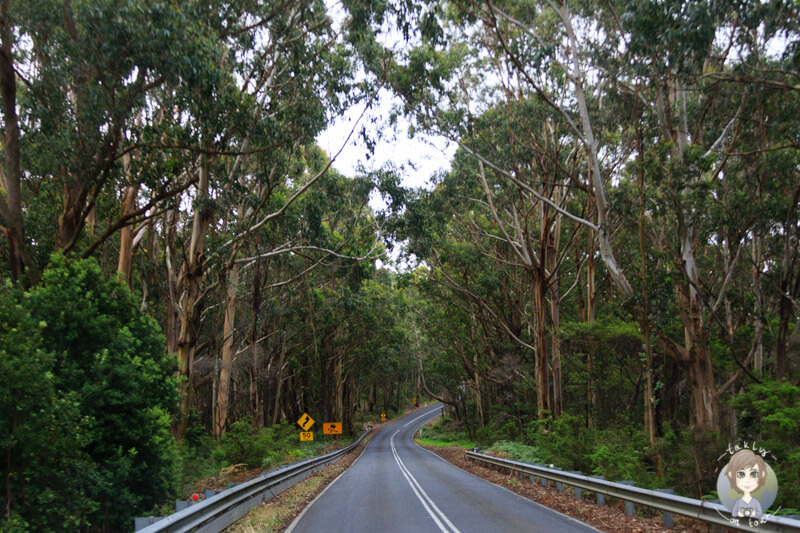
[[286, 404, 598, 533]]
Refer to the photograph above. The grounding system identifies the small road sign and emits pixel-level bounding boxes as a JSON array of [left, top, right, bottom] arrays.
[[380, 413, 386, 421], [412, 397, 417, 405], [323, 423, 342, 435], [297, 413, 315, 431], [300, 431, 314, 441]]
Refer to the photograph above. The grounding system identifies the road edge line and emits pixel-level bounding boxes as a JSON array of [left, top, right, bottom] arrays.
[[284, 431, 376, 533], [411, 441, 602, 533]]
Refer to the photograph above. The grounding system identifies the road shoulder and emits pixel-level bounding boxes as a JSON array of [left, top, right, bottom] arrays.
[[416, 443, 713, 533]]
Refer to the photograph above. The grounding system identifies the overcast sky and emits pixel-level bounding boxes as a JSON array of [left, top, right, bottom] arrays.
[[316, 89, 455, 208]]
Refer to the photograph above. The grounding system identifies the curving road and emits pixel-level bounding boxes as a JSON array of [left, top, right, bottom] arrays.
[[286, 404, 597, 533]]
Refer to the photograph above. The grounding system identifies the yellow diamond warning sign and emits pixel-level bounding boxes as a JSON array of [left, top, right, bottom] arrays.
[[297, 413, 315, 431]]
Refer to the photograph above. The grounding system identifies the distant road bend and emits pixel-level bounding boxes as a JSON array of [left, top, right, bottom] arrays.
[[287, 404, 598, 533]]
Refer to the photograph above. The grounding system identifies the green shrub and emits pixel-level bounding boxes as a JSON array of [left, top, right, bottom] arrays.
[[0, 255, 181, 531], [213, 417, 270, 467], [526, 413, 596, 473], [588, 442, 644, 482], [0, 282, 96, 531], [733, 380, 800, 509], [486, 441, 544, 464]]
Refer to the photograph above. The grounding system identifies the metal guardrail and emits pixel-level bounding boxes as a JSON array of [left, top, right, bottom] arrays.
[[466, 450, 800, 533], [136, 429, 372, 533]]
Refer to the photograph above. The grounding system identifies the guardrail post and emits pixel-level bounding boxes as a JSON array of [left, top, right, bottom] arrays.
[[656, 489, 674, 527], [535, 466, 548, 487], [593, 476, 605, 506], [205, 489, 217, 499], [553, 467, 564, 492], [134, 517, 163, 531], [175, 500, 188, 512], [568, 472, 582, 498], [619, 481, 635, 515]]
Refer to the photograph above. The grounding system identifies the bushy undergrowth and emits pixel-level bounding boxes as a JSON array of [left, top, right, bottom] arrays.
[[485, 441, 544, 464], [177, 416, 353, 496], [418, 416, 468, 443]]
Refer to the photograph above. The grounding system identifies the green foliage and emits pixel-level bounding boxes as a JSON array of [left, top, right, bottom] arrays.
[[212, 417, 273, 468], [1, 255, 179, 531], [527, 413, 596, 474], [0, 282, 95, 531], [588, 443, 644, 483], [417, 417, 477, 448], [734, 381, 800, 509], [210, 418, 350, 472], [485, 441, 544, 465]]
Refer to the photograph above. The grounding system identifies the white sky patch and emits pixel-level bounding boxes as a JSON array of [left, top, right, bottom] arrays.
[[316, 88, 455, 210]]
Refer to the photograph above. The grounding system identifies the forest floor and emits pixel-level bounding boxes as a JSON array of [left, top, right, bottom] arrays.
[[223, 404, 431, 532]]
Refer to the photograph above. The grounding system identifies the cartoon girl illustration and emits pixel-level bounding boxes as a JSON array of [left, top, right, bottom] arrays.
[[725, 449, 767, 518]]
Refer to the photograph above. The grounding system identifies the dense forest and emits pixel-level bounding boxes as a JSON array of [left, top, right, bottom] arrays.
[[1, 0, 799, 531]]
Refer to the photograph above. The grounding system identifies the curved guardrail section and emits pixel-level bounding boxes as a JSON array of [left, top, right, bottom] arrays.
[[466, 450, 800, 533], [138, 429, 372, 533]]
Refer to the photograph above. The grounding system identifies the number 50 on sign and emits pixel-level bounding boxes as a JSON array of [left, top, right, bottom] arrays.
[[299, 432, 314, 441]]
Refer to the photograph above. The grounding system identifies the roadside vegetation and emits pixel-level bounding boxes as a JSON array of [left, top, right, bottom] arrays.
[[2, 0, 799, 530]]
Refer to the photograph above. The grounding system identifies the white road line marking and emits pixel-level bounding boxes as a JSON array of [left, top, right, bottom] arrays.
[[404, 408, 440, 427], [391, 429, 462, 533], [285, 435, 373, 533]]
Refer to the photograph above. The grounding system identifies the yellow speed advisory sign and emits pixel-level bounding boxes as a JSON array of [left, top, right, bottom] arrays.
[[299, 431, 314, 441], [297, 413, 315, 431]]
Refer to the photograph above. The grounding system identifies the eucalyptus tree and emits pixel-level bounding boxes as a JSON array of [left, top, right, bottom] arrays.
[[0, 0, 239, 286]]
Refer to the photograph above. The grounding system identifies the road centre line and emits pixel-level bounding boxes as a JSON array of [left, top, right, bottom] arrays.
[[404, 407, 441, 427], [390, 429, 461, 533]]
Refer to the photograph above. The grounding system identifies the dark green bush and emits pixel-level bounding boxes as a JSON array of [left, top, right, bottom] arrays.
[[734, 380, 800, 510], [527, 413, 596, 473], [2, 255, 180, 531], [212, 417, 271, 467]]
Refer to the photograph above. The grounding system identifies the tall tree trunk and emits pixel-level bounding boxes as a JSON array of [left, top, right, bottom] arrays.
[[116, 174, 140, 287], [271, 334, 287, 426], [637, 126, 660, 472], [776, 186, 800, 380], [474, 350, 484, 427], [677, 285, 720, 431], [547, 189, 562, 419], [333, 351, 344, 423], [752, 234, 764, 375], [215, 261, 239, 438], [0, 4, 37, 285], [176, 155, 212, 439], [533, 267, 550, 418], [250, 260, 263, 427], [164, 208, 180, 354], [586, 198, 597, 428]]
